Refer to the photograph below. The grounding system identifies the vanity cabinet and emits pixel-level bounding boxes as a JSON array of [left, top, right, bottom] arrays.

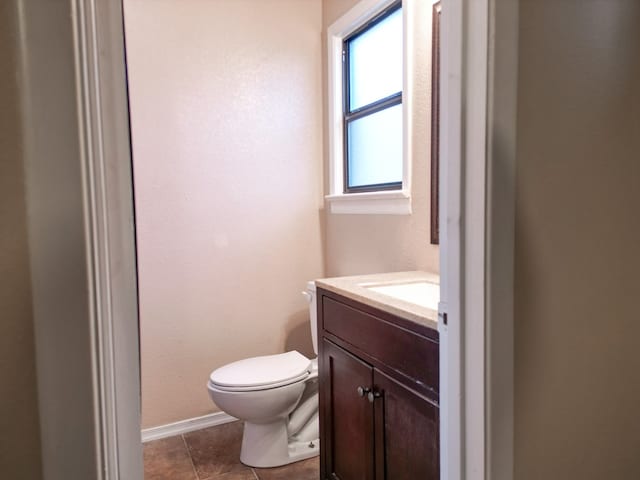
[[317, 288, 440, 480]]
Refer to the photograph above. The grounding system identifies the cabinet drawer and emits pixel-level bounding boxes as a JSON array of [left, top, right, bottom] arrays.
[[322, 296, 439, 395]]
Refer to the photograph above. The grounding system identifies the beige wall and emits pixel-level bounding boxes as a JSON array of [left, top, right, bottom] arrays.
[[0, 3, 42, 478], [124, 0, 324, 428], [322, 0, 439, 276], [514, 1, 640, 478]]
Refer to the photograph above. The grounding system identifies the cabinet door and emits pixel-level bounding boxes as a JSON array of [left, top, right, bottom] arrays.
[[373, 369, 439, 480], [322, 339, 375, 480]]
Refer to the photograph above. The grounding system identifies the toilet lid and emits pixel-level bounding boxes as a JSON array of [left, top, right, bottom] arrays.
[[209, 351, 311, 389]]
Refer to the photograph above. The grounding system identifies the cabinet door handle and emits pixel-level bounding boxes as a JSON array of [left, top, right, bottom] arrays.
[[367, 390, 381, 403], [356, 386, 371, 397]]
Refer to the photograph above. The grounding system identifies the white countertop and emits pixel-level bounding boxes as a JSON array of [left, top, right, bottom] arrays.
[[315, 271, 440, 331]]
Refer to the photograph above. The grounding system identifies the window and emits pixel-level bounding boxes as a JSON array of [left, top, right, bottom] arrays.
[[344, 2, 403, 193], [326, 0, 411, 215]]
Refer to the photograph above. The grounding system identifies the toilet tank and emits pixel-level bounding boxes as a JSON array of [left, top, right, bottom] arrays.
[[303, 281, 318, 356]]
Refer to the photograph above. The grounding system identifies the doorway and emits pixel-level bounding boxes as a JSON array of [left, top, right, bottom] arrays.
[[24, 0, 517, 479]]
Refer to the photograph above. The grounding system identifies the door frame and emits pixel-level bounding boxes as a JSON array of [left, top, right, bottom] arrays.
[[71, 1, 145, 477], [439, 0, 517, 479], [24, 0, 518, 478], [20, 0, 143, 478]]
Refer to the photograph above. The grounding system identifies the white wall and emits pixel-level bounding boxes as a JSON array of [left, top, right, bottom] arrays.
[[514, 1, 640, 478], [123, 0, 324, 428]]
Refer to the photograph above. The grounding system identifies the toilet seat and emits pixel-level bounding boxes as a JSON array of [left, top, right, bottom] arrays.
[[209, 351, 311, 392]]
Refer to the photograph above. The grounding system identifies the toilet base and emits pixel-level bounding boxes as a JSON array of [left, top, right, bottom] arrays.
[[240, 419, 319, 468]]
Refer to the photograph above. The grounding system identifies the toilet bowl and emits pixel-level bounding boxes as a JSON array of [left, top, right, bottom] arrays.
[[207, 282, 319, 468]]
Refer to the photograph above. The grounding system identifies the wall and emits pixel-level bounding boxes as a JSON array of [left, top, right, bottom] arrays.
[[0, 2, 42, 478], [322, 0, 439, 276], [514, 1, 640, 478], [124, 0, 324, 428]]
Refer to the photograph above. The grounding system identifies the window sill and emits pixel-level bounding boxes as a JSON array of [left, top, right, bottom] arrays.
[[325, 190, 412, 215]]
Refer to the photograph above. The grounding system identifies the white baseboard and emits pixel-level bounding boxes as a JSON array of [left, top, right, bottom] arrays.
[[141, 411, 238, 443]]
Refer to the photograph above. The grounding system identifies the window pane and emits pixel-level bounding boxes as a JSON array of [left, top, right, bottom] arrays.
[[347, 104, 402, 189], [349, 8, 402, 111]]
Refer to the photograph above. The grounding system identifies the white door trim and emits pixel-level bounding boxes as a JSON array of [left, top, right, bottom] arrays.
[[439, 0, 517, 479], [439, 0, 492, 478], [71, 1, 143, 478], [438, 0, 466, 477], [462, 0, 490, 478]]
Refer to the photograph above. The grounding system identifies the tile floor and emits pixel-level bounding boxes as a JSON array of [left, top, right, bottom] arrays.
[[144, 421, 319, 480]]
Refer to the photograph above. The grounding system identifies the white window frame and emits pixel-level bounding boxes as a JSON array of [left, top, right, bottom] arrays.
[[326, 0, 414, 215]]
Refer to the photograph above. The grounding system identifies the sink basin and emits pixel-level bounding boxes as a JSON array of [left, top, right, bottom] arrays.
[[365, 281, 439, 311]]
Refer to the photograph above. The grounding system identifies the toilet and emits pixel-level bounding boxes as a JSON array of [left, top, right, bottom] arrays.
[[207, 281, 319, 468]]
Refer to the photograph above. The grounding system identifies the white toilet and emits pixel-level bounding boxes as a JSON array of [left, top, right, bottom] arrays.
[[207, 281, 320, 468]]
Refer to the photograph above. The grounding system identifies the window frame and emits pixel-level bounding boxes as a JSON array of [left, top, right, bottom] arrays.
[[326, 0, 413, 215], [342, 0, 403, 194]]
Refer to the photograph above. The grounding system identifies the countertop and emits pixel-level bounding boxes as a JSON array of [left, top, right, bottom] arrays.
[[315, 271, 440, 331]]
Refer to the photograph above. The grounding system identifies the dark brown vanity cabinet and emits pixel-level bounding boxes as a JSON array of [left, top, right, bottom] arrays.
[[318, 288, 440, 480]]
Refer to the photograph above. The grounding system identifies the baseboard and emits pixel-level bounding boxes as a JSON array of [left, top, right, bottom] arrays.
[[141, 411, 238, 443]]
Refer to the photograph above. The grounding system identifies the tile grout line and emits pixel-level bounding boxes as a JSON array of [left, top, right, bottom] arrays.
[[181, 433, 201, 480]]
